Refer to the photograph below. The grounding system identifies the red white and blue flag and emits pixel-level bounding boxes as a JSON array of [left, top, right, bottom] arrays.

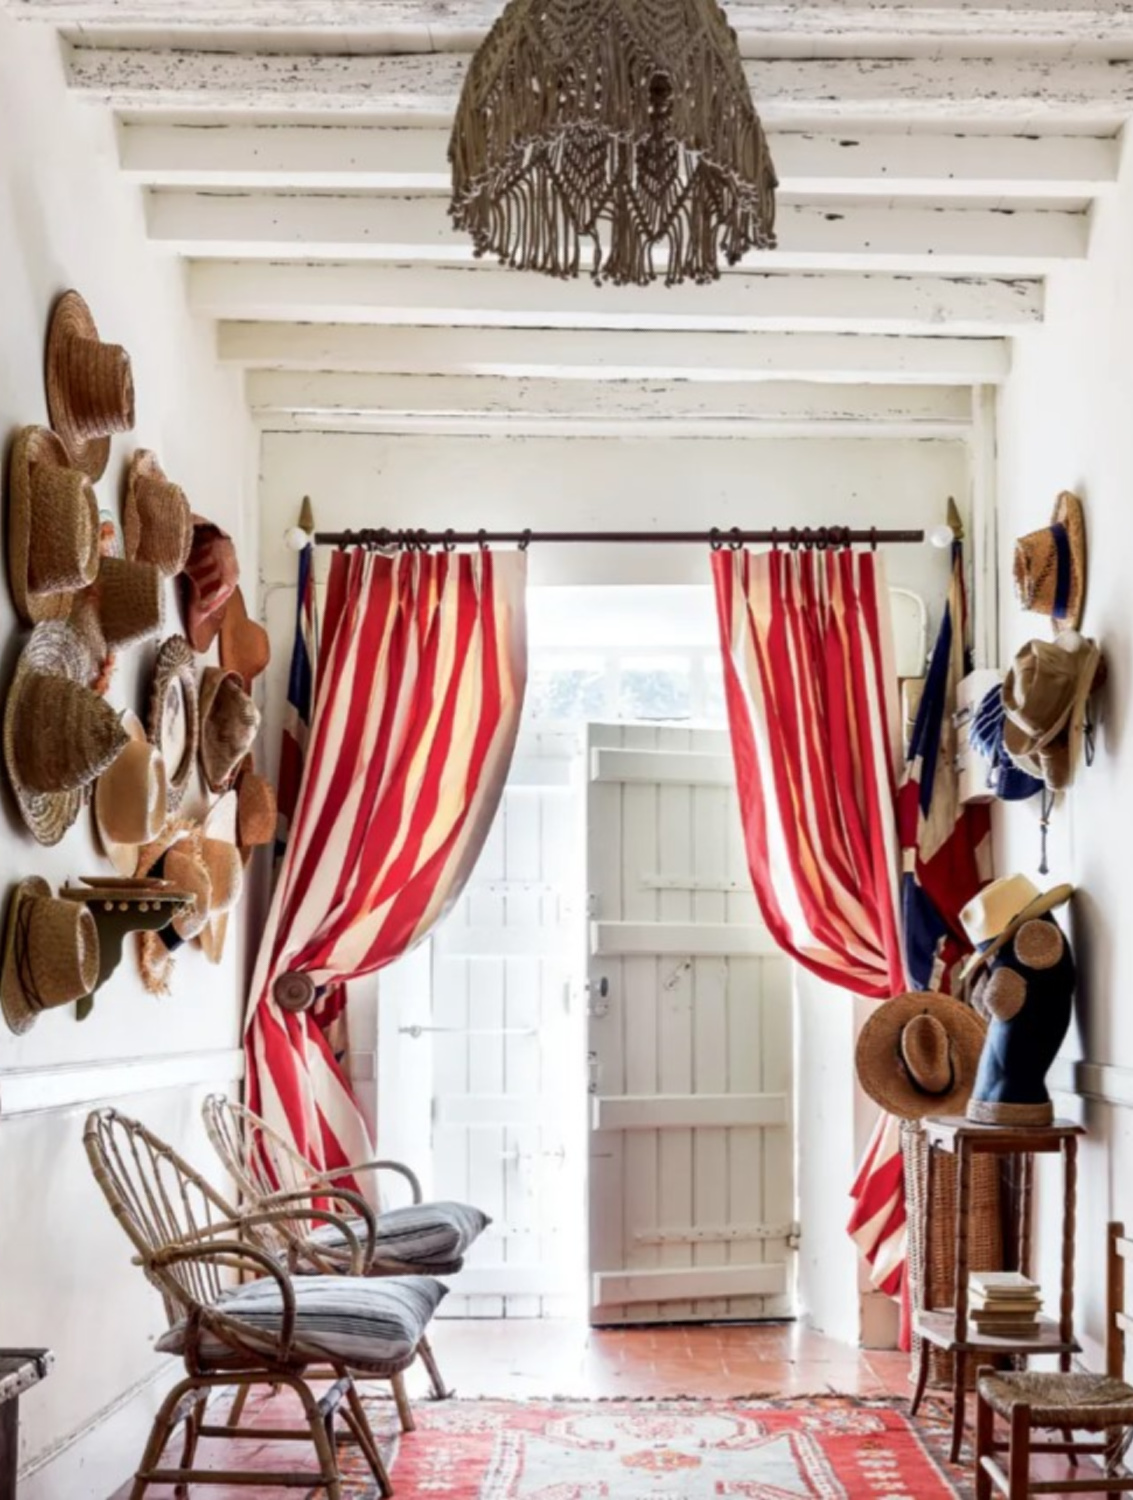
[[898, 540, 992, 992], [275, 531, 318, 865]]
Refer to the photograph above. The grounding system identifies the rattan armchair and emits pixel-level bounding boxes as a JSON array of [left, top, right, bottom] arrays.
[[85, 1108, 447, 1499], [203, 1094, 491, 1401]]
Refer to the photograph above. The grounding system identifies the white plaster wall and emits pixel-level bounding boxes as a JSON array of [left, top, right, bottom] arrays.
[[0, 18, 254, 1496], [995, 131, 1133, 1367]]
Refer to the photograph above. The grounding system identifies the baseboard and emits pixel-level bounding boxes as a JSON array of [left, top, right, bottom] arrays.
[[19, 1359, 181, 1500]]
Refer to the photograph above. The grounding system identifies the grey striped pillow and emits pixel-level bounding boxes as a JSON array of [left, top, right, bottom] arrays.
[[307, 1200, 490, 1272], [158, 1274, 446, 1372]]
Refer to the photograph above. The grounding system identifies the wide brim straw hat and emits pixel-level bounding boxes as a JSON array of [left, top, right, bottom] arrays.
[[7, 426, 101, 626], [147, 635, 200, 813], [94, 709, 169, 877], [135, 822, 212, 993], [3, 622, 129, 847], [45, 290, 135, 482], [1003, 637, 1102, 792], [855, 991, 987, 1121], [198, 791, 243, 964], [1014, 491, 1087, 634], [961, 875, 1074, 980], [199, 667, 261, 794], [218, 586, 271, 688], [2, 877, 100, 1035], [234, 754, 277, 866], [124, 450, 193, 578]]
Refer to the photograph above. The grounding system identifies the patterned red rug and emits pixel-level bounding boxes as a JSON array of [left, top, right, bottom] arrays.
[[351, 1395, 967, 1498]]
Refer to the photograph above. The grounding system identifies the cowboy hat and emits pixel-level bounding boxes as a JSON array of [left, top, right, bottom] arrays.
[[960, 875, 1073, 981], [218, 586, 270, 688], [2, 877, 101, 1035], [94, 710, 168, 877], [234, 754, 277, 866], [855, 991, 987, 1121], [1014, 491, 1087, 634], [7, 427, 101, 625], [1002, 636, 1102, 792], [3, 622, 130, 846], [45, 290, 135, 482], [197, 792, 243, 965], [134, 823, 213, 994], [60, 877, 197, 1019], [124, 451, 193, 578], [147, 636, 200, 813], [199, 668, 260, 794], [181, 516, 239, 652]]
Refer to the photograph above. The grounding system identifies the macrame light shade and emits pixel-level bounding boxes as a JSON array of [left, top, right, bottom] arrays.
[[448, 0, 778, 287]]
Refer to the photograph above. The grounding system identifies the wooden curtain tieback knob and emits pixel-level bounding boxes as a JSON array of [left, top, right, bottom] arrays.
[[274, 971, 316, 1013]]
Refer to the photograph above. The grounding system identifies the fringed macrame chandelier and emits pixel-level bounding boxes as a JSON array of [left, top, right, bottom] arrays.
[[448, 0, 778, 287]]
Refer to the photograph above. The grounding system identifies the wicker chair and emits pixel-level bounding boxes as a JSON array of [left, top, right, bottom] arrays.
[[85, 1108, 448, 1499], [202, 1094, 490, 1402], [976, 1221, 1133, 1498]]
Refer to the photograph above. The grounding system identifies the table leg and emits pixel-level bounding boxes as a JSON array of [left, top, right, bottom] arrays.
[[1060, 1135, 1078, 1373], [950, 1140, 973, 1464], [0, 1399, 18, 1500], [950, 1350, 968, 1465], [1019, 1153, 1034, 1280]]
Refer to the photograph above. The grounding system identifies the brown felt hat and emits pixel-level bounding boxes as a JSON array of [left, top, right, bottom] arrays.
[[2, 877, 100, 1035], [124, 451, 193, 578], [218, 587, 270, 688], [147, 635, 200, 813], [3, 622, 130, 846], [94, 710, 168, 877], [1002, 636, 1102, 793], [199, 668, 260, 794], [855, 991, 987, 1121], [45, 291, 135, 482], [181, 516, 239, 653], [960, 875, 1074, 981], [7, 426, 101, 625], [1014, 492, 1086, 634], [234, 755, 277, 866]]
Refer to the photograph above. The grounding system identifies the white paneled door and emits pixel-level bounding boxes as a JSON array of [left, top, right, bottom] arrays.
[[585, 724, 797, 1326]]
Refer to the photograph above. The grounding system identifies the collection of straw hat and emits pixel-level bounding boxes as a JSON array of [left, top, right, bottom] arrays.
[[2, 290, 276, 1031]]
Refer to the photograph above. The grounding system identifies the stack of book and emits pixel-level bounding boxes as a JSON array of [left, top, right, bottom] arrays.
[[968, 1271, 1042, 1338]]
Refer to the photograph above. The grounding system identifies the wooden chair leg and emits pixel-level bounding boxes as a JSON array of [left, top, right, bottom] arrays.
[[342, 1380, 394, 1499], [391, 1372, 415, 1434], [1063, 1426, 1079, 1467], [1105, 1427, 1126, 1477], [418, 1335, 453, 1400], [173, 1393, 208, 1499], [226, 1381, 251, 1429], [288, 1375, 344, 1500], [129, 1375, 198, 1500], [975, 1381, 995, 1500], [949, 1350, 968, 1464], [1007, 1404, 1032, 1500]]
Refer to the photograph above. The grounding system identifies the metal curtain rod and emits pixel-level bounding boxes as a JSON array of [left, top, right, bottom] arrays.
[[312, 525, 926, 550]]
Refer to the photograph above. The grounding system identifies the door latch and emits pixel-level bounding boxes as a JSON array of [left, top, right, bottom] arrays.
[[586, 975, 611, 1019], [587, 1050, 601, 1095]]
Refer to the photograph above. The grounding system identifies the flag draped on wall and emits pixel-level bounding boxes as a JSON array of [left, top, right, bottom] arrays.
[[898, 539, 993, 992], [245, 547, 528, 1189], [275, 500, 318, 865]]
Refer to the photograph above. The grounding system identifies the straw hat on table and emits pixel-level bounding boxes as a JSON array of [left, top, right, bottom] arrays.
[[855, 991, 987, 1121], [1, 877, 100, 1035], [45, 290, 135, 482], [124, 451, 193, 579], [960, 875, 1074, 981], [3, 622, 130, 846], [7, 426, 101, 626]]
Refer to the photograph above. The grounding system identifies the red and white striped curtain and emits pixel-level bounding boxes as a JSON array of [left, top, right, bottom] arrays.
[[712, 546, 907, 998], [245, 548, 527, 1181]]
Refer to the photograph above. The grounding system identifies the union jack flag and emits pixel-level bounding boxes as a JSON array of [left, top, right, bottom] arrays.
[[898, 540, 992, 991], [274, 516, 318, 865]]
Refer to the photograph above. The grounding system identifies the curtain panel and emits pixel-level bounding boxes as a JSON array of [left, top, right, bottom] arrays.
[[245, 547, 528, 1181]]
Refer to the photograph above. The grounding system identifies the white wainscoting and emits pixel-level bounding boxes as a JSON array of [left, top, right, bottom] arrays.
[[0, 1047, 246, 1117], [1049, 1058, 1133, 1111]]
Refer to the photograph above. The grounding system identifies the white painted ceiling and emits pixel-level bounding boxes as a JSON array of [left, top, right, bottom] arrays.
[[10, 0, 1133, 440]]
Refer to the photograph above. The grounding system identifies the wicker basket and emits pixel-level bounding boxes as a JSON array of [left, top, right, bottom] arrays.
[[902, 1119, 1005, 1388]]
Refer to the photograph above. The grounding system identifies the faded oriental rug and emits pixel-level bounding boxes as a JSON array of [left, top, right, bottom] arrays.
[[349, 1395, 965, 1498]]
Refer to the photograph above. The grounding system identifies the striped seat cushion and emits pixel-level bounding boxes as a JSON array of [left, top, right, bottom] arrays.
[[157, 1274, 446, 1372], [307, 1200, 490, 1272]]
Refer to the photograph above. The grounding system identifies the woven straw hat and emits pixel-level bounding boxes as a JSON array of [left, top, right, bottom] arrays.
[[855, 992, 987, 1121], [960, 875, 1073, 981], [199, 668, 261, 794], [234, 755, 277, 866], [3, 622, 130, 846], [2, 877, 100, 1035], [198, 791, 243, 965], [7, 426, 101, 625], [147, 636, 200, 813], [124, 451, 193, 578], [94, 710, 168, 877], [218, 586, 270, 688], [1002, 636, 1102, 792], [1014, 492, 1086, 634], [89, 556, 165, 650], [45, 291, 135, 482], [181, 516, 239, 653], [134, 823, 212, 994]]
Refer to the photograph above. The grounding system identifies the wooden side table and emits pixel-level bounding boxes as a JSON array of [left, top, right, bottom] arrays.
[[0, 1352, 52, 1500], [910, 1117, 1084, 1464]]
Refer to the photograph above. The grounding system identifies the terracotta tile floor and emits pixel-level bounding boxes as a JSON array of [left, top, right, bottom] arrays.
[[108, 1319, 1083, 1497]]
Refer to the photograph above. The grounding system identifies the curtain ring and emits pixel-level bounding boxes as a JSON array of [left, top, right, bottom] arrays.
[[416, 528, 432, 552], [709, 527, 723, 551], [801, 527, 814, 551], [518, 529, 532, 552], [442, 528, 457, 553], [789, 527, 800, 551], [477, 529, 490, 552], [729, 527, 744, 551], [841, 526, 853, 550], [815, 527, 829, 552]]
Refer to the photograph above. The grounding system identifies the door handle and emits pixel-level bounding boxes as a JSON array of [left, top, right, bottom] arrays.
[[586, 976, 611, 1019]]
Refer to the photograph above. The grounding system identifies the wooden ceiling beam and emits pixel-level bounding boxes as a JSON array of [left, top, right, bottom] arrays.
[[217, 321, 1011, 384]]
